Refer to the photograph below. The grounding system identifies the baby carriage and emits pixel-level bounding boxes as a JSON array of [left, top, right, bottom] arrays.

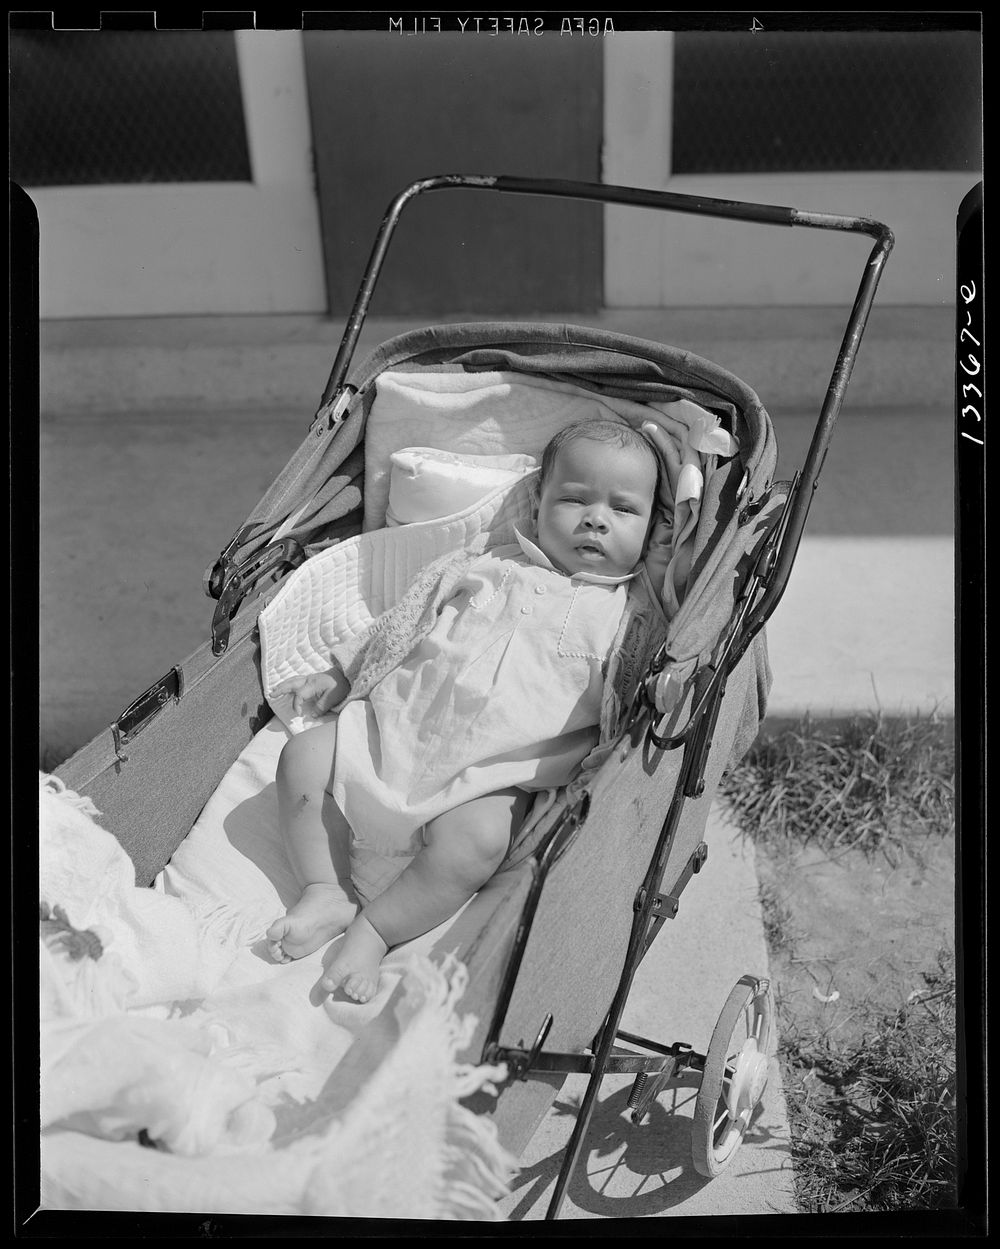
[[50, 176, 892, 1220]]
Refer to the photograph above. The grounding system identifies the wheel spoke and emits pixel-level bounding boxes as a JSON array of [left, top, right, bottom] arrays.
[[692, 981, 772, 1179]]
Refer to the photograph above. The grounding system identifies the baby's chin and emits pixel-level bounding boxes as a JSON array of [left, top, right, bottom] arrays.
[[565, 550, 632, 578]]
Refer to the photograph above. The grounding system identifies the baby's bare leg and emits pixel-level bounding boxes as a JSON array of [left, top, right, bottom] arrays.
[[266, 722, 360, 962], [323, 788, 529, 1002]]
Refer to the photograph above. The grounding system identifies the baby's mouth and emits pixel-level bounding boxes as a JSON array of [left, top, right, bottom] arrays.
[[576, 540, 606, 558]]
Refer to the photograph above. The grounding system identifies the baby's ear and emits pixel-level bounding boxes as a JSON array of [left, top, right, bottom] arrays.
[[648, 509, 673, 549]]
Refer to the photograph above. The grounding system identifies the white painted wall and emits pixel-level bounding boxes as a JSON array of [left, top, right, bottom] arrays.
[[27, 32, 976, 317], [603, 33, 979, 308], [28, 32, 326, 318]]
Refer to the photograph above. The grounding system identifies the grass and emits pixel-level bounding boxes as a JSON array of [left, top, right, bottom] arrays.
[[723, 714, 957, 1214], [721, 712, 955, 863], [779, 951, 957, 1214], [757, 879, 797, 953]]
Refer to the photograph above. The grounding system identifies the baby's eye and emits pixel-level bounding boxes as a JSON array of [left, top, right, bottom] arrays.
[[614, 504, 637, 514]]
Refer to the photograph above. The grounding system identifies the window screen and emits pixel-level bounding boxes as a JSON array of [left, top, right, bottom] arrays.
[[672, 32, 982, 174], [10, 31, 252, 187]]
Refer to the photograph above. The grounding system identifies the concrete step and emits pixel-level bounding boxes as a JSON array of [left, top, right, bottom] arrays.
[[39, 305, 954, 416]]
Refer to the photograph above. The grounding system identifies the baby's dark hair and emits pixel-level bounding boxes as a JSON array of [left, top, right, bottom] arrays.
[[540, 418, 662, 494]]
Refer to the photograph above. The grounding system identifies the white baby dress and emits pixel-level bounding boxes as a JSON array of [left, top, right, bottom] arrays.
[[332, 530, 633, 864]]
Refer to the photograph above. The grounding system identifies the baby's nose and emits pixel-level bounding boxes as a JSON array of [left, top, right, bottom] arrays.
[[584, 509, 609, 530]]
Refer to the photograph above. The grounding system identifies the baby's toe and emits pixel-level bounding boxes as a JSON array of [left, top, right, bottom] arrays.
[[320, 961, 347, 994], [342, 973, 376, 1003], [265, 921, 292, 963]]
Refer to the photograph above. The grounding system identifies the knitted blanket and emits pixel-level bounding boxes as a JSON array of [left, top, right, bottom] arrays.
[[258, 471, 538, 733]]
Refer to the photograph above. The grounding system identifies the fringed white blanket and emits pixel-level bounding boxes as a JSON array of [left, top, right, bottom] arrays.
[[39, 772, 517, 1218]]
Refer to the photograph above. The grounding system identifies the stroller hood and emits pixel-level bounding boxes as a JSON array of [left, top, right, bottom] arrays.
[[210, 320, 780, 679]]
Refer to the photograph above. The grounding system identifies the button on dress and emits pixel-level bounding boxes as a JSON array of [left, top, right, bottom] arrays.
[[331, 533, 632, 857]]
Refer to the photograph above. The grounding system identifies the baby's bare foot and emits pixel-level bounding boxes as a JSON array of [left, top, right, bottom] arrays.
[[321, 914, 389, 1003], [266, 884, 358, 963]]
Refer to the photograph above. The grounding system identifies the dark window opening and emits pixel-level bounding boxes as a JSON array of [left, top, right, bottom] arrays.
[[10, 31, 252, 187], [672, 32, 982, 174]]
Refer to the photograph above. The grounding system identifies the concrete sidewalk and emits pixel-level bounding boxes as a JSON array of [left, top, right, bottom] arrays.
[[497, 804, 796, 1220]]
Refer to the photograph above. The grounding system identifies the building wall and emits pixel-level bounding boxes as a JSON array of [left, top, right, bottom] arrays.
[[303, 32, 603, 316], [21, 32, 326, 318], [15, 29, 980, 319], [603, 32, 980, 308]]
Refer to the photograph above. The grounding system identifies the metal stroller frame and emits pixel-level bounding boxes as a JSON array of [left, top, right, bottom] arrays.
[[161, 174, 893, 1219], [261, 176, 891, 1218]]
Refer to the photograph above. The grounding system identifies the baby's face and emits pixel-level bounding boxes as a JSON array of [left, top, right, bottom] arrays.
[[536, 437, 658, 579]]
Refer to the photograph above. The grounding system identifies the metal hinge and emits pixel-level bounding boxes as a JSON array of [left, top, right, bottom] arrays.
[[738, 487, 771, 526], [311, 386, 356, 435], [484, 1013, 554, 1082], [635, 842, 708, 920], [111, 667, 183, 762], [211, 536, 305, 655]]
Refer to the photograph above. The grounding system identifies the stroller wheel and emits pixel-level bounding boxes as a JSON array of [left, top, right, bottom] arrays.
[[691, 975, 773, 1178]]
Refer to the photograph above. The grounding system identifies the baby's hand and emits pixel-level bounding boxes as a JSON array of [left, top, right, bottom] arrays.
[[272, 670, 346, 716]]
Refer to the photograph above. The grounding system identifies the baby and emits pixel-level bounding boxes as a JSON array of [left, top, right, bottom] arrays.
[[266, 419, 661, 1001]]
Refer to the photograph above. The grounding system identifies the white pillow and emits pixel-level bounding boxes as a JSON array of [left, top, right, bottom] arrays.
[[385, 447, 538, 526]]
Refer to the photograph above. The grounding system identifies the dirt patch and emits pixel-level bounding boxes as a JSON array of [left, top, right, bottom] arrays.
[[756, 835, 955, 1037], [753, 833, 956, 1213], [720, 714, 958, 1214]]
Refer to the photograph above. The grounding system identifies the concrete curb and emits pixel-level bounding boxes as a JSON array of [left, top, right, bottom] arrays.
[[39, 305, 954, 416]]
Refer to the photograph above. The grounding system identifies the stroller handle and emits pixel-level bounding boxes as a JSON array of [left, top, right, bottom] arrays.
[[317, 174, 894, 658], [319, 173, 893, 409]]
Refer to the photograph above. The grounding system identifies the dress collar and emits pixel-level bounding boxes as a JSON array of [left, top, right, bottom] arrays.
[[513, 527, 639, 585]]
